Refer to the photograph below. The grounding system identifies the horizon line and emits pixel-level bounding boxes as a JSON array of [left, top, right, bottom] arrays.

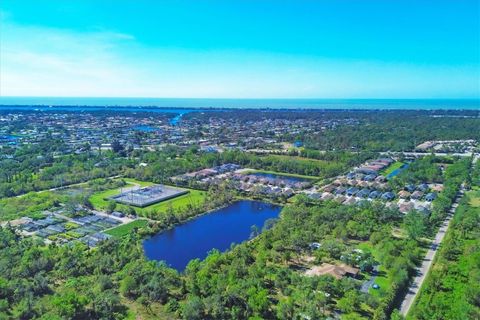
[[1, 96, 479, 101]]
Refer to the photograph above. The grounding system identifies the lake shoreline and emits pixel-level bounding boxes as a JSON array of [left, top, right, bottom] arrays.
[[143, 200, 283, 271]]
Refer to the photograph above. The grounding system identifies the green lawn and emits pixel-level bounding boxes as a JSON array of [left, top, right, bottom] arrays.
[[356, 242, 393, 298], [380, 161, 404, 177], [242, 169, 318, 180], [122, 178, 154, 187], [467, 190, 480, 207], [88, 178, 154, 209], [104, 219, 149, 237], [369, 265, 391, 298], [141, 188, 206, 213], [88, 178, 207, 217]]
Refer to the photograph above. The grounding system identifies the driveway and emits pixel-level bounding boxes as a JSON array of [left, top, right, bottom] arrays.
[[360, 265, 379, 293]]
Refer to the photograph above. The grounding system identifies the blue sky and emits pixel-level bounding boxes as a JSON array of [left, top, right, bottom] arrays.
[[1, 0, 479, 98]]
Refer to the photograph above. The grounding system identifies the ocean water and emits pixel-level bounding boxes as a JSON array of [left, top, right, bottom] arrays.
[[0, 97, 478, 110]]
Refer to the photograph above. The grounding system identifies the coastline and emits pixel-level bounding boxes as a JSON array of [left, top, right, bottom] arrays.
[[0, 97, 479, 110]]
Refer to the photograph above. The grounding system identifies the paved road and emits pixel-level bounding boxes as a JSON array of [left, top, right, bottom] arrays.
[[399, 188, 464, 316]]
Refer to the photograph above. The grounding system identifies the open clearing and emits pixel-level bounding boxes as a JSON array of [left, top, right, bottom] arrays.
[[89, 178, 207, 216], [356, 242, 392, 299], [105, 219, 149, 237]]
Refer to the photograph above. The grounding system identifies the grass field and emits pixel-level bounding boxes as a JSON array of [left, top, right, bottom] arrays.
[[141, 188, 206, 213], [243, 169, 318, 180], [356, 242, 392, 298], [467, 190, 480, 207], [122, 178, 153, 187], [88, 178, 207, 216], [380, 161, 404, 176], [88, 178, 153, 208], [104, 219, 149, 237]]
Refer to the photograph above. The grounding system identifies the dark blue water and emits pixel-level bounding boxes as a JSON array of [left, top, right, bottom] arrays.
[[170, 112, 185, 125], [0, 97, 478, 110], [0, 135, 18, 140], [0, 105, 199, 125], [143, 200, 282, 271], [250, 172, 311, 183], [387, 163, 410, 180], [0, 135, 19, 145]]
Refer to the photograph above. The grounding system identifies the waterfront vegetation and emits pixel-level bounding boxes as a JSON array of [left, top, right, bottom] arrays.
[[390, 155, 444, 188], [0, 155, 472, 319], [0, 109, 478, 319], [0, 198, 423, 320], [380, 161, 404, 177]]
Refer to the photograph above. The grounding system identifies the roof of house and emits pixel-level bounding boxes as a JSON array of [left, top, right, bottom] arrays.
[[381, 192, 395, 200], [399, 202, 415, 213], [323, 184, 336, 192], [321, 193, 334, 200], [343, 197, 357, 205], [418, 183, 429, 190], [405, 184, 416, 192], [411, 191, 424, 198], [369, 190, 382, 198], [398, 190, 411, 198], [357, 189, 371, 197], [305, 263, 360, 279], [426, 192, 437, 200]]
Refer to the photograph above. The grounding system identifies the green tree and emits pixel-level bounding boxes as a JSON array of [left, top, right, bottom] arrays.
[[106, 200, 117, 214], [119, 275, 137, 298], [403, 210, 426, 240], [52, 291, 88, 319]]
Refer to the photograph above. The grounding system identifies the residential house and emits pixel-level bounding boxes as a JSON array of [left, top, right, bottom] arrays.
[[305, 263, 360, 280]]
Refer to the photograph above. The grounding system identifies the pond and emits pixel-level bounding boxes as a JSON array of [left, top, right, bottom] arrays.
[[249, 172, 312, 183], [143, 200, 282, 271], [386, 163, 410, 180], [0, 135, 19, 141]]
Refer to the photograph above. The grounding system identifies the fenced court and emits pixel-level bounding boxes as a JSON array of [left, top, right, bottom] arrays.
[[110, 185, 188, 207]]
